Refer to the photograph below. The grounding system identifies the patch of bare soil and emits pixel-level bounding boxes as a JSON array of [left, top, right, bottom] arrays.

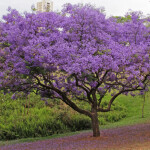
[[1, 123, 150, 150]]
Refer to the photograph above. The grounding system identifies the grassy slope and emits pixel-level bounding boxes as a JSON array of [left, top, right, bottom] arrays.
[[0, 92, 150, 146], [101, 92, 150, 129]]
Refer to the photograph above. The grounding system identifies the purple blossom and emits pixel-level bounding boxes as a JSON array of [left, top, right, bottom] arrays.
[[0, 3, 149, 137], [11, 93, 17, 100]]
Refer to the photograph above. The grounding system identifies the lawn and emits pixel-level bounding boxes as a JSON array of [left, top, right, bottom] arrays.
[[101, 92, 150, 129]]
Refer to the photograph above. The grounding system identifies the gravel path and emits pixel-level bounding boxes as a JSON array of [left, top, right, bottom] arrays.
[[1, 123, 150, 150]]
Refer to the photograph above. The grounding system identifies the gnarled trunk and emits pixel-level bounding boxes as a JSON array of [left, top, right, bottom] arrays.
[[91, 107, 100, 137]]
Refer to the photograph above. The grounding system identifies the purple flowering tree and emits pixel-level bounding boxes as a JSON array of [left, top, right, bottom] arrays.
[[0, 4, 150, 137]]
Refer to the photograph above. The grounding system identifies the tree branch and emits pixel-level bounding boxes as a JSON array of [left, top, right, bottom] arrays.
[[74, 74, 93, 104], [97, 86, 147, 112], [33, 75, 92, 117]]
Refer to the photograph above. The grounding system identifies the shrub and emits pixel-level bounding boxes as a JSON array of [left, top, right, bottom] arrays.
[[60, 112, 91, 131], [98, 101, 127, 123], [0, 92, 127, 140]]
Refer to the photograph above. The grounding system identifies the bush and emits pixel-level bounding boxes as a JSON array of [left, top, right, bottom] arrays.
[[98, 117, 106, 125], [59, 112, 91, 131], [0, 93, 69, 140], [0, 107, 69, 140], [98, 101, 127, 123], [0, 92, 127, 140]]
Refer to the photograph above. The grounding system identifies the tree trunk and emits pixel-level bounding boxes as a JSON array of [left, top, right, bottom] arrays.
[[142, 93, 146, 118], [91, 107, 100, 137]]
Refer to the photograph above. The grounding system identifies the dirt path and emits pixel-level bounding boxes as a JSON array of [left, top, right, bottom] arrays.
[[1, 123, 150, 150]]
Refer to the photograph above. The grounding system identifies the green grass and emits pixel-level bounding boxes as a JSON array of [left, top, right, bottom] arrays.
[[101, 92, 150, 129], [0, 92, 150, 147]]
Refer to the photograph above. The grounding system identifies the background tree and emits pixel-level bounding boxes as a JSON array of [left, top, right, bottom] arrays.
[[0, 4, 150, 137]]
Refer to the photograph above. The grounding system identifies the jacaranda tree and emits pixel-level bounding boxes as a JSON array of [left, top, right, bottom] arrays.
[[0, 4, 150, 137]]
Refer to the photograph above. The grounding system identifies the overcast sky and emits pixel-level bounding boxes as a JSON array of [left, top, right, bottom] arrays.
[[0, 0, 150, 20]]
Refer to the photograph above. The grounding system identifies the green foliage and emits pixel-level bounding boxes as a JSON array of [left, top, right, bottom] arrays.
[[57, 110, 91, 131], [0, 41, 11, 47], [114, 15, 131, 23], [98, 101, 127, 123], [1, 92, 150, 146], [0, 92, 126, 140]]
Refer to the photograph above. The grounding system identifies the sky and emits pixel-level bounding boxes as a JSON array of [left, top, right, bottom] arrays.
[[0, 0, 150, 20]]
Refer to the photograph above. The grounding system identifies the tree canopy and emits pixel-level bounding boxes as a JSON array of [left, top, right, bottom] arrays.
[[0, 4, 150, 137]]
